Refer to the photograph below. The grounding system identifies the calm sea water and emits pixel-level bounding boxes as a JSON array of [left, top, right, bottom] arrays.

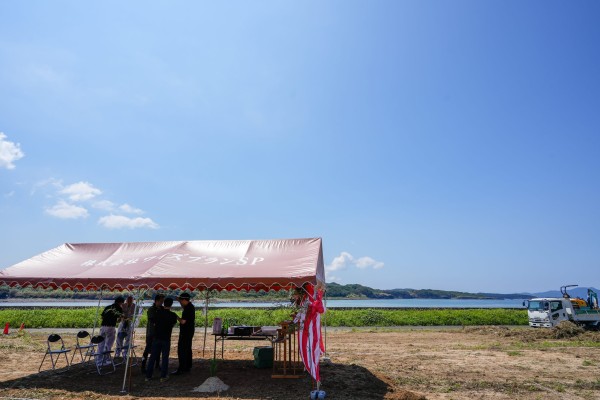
[[0, 298, 526, 308]]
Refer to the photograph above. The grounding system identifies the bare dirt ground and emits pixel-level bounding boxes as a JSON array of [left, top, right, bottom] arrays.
[[1, 324, 600, 400]]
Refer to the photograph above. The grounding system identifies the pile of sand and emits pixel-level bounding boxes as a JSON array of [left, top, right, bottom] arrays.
[[192, 376, 229, 393]]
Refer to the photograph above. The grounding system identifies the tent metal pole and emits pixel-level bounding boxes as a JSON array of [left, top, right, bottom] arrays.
[[202, 290, 209, 357], [121, 288, 145, 394], [322, 289, 329, 360], [91, 286, 104, 338]]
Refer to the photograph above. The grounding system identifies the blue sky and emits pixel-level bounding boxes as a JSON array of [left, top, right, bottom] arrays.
[[1, 1, 599, 293]]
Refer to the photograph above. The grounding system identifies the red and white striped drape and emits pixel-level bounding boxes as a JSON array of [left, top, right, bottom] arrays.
[[296, 285, 326, 383]]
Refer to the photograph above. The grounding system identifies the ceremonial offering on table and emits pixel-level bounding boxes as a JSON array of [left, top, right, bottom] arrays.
[[212, 318, 222, 334]]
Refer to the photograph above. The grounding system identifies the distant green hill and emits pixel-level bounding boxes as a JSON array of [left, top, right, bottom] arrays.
[[0, 283, 531, 300], [325, 282, 531, 300]]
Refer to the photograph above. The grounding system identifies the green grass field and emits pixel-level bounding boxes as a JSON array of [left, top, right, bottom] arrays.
[[0, 307, 527, 329]]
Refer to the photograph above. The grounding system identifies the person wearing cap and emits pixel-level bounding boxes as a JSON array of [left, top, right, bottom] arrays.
[[171, 292, 195, 375], [141, 293, 165, 373], [96, 296, 124, 366], [145, 297, 178, 382]]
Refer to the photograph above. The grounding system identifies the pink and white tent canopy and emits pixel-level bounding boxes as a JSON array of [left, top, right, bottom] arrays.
[[0, 237, 325, 292]]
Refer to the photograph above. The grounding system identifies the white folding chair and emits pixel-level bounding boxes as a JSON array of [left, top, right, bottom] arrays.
[[90, 335, 116, 375], [39, 334, 71, 372], [114, 343, 139, 366]]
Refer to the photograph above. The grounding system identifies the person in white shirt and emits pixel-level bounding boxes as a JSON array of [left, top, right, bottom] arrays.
[[116, 295, 135, 357]]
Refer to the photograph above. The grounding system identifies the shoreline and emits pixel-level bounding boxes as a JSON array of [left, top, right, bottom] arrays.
[[0, 297, 527, 302]]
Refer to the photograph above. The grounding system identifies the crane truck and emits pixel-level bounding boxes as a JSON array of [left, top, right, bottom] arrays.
[[524, 285, 600, 329]]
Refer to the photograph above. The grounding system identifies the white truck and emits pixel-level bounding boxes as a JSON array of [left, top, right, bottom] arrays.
[[524, 285, 600, 329]]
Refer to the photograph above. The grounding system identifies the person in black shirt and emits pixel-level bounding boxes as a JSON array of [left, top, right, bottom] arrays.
[[171, 292, 195, 375], [141, 294, 164, 373], [96, 296, 124, 366], [145, 297, 178, 382]]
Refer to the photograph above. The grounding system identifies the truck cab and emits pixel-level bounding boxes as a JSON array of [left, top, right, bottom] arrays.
[[525, 285, 600, 329], [525, 298, 572, 328]]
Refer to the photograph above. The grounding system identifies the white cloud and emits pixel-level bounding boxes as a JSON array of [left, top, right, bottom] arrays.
[[34, 178, 159, 230], [326, 252, 354, 272], [98, 215, 159, 229], [325, 251, 384, 282], [60, 181, 101, 202], [355, 256, 385, 270], [45, 200, 89, 219], [4, 191, 15, 198], [31, 178, 63, 195], [119, 203, 144, 215], [0, 132, 25, 170], [92, 200, 115, 211], [326, 252, 385, 272]]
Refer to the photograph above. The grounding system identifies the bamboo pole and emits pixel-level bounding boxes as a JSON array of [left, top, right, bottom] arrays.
[[202, 290, 210, 357], [91, 286, 105, 337], [121, 288, 146, 394]]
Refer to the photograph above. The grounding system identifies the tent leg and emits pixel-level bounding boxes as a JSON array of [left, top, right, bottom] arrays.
[[202, 290, 209, 357], [322, 289, 329, 361], [91, 287, 105, 338], [121, 288, 146, 394]]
